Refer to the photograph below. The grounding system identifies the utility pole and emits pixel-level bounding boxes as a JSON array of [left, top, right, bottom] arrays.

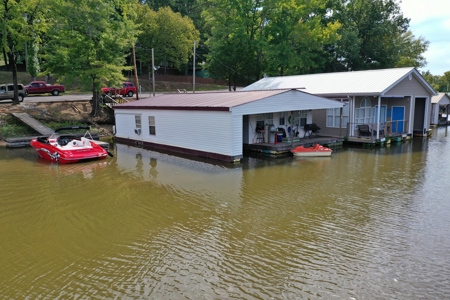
[[152, 48, 155, 97], [132, 45, 139, 100], [193, 41, 196, 93]]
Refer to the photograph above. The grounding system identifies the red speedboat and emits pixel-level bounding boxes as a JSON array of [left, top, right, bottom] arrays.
[[30, 126, 111, 164], [290, 144, 332, 157]]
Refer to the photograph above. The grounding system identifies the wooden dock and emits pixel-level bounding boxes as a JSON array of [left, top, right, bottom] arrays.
[[12, 112, 54, 136]]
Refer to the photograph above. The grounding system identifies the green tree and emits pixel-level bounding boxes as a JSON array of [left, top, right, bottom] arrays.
[[42, 0, 138, 115], [395, 31, 429, 69], [27, 37, 40, 79], [327, 0, 411, 71], [202, 0, 264, 87], [423, 71, 450, 93], [1, 0, 47, 104], [135, 5, 200, 75], [262, 0, 341, 76]]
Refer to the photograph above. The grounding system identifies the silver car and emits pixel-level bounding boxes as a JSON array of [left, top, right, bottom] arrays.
[[0, 83, 27, 102]]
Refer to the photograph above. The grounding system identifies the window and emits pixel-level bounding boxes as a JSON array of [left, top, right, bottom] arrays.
[[355, 97, 372, 124], [135, 115, 141, 129], [256, 114, 265, 131], [279, 112, 285, 125], [299, 111, 307, 126], [326, 100, 349, 128], [265, 113, 273, 125], [148, 116, 156, 135]]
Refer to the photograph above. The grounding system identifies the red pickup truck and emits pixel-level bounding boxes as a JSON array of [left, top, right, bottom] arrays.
[[101, 82, 136, 97], [25, 81, 65, 96]]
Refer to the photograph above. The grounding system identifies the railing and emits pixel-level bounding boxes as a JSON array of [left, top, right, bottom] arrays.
[[347, 120, 409, 140], [100, 94, 130, 107]]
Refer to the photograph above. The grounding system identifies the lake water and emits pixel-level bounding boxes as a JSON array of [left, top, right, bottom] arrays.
[[1, 127, 450, 299]]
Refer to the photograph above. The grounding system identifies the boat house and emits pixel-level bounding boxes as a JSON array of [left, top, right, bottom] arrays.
[[113, 89, 343, 162], [243, 67, 437, 141], [430, 93, 450, 125]]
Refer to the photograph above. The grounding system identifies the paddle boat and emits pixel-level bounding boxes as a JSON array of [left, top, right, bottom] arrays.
[[290, 143, 332, 157], [30, 126, 112, 164]]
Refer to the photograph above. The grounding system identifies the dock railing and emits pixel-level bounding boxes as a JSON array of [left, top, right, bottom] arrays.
[[347, 120, 409, 141]]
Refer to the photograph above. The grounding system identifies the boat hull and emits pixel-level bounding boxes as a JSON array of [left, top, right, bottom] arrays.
[[290, 144, 332, 157], [30, 139, 108, 164]]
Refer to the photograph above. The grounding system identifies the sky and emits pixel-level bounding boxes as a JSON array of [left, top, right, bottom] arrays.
[[399, 0, 450, 76]]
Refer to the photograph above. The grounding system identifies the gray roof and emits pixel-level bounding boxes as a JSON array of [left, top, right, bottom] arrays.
[[114, 89, 343, 111], [431, 92, 450, 104], [242, 67, 437, 97]]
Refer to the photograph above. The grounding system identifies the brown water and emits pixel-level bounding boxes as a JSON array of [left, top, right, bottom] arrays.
[[1, 128, 450, 299]]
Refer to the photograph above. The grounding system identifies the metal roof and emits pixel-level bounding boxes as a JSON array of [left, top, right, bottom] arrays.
[[431, 92, 450, 104], [114, 89, 340, 111], [242, 67, 437, 97]]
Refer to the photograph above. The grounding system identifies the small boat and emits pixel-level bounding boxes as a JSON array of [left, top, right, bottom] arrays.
[[30, 126, 112, 164], [290, 143, 332, 157]]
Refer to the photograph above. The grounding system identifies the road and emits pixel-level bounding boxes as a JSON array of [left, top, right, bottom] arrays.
[[23, 93, 154, 103]]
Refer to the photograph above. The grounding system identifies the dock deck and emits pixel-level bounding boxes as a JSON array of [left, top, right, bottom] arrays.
[[12, 112, 54, 136]]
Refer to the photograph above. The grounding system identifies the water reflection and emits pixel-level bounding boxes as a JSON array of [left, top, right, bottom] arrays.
[[1, 131, 450, 299]]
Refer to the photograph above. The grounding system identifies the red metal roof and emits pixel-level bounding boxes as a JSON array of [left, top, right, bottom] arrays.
[[114, 90, 302, 111]]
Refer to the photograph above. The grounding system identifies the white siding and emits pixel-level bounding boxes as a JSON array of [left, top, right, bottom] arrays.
[[115, 109, 235, 157], [231, 90, 343, 115], [231, 115, 243, 156]]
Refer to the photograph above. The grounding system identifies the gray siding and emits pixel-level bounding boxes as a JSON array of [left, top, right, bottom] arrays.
[[385, 76, 432, 97]]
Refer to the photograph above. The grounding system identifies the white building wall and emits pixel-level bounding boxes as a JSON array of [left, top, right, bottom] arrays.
[[115, 109, 235, 157], [231, 115, 243, 156], [232, 90, 342, 115]]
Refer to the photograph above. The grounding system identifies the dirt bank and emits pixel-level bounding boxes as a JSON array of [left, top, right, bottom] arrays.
[[0, 100, 114, 141]]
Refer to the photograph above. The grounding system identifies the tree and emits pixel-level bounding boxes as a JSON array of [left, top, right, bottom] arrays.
[[42, 0, 139, 116], [262, 0, 341, 76], [395, 31, 429, 69], [134, 5, 200, 74], [423, 71, 450, 92], [202, 0, 264, 87], [326, 0, 411, 71], [0, 0, 47, 105]]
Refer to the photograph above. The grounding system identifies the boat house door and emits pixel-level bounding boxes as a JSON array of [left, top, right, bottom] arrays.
[[392, 106, 405, 133], [413, 98, 426, 134]]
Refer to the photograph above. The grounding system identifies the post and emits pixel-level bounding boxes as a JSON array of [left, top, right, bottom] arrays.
[[193, 41, 196, 93], [132, 45, 139, 100], [152, 48, 155, 97]]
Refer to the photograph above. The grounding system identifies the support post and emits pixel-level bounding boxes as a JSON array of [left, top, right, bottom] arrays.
[[152, 48, 155, 97], [193, 41, 196, 93], [132, 45, 139, 100]]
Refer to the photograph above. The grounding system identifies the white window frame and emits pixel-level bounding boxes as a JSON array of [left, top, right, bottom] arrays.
[[148, 116, 156, 135], [326, 99, 349, 128], [355, 97, 372, 124], [135, 115, 141, 129]]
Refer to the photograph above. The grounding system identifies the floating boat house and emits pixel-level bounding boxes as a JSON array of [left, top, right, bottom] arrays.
[[430, 93, 450, 125], [113, 89, 343, 162], [243, 67, 438, 142]]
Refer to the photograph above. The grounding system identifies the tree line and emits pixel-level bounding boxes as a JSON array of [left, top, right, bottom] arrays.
[[2, 0, 449, 110]]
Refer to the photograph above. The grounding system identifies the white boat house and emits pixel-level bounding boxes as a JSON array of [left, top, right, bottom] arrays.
[[113, 89, 344, 162]]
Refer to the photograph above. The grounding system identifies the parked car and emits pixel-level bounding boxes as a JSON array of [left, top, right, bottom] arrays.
[[101, 82, 136, 97], [0, 83, 27, 102], [25, 81, 65, 96]]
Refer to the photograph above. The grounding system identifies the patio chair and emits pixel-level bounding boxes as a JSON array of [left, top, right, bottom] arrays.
[[358, 124, 371, 136]]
